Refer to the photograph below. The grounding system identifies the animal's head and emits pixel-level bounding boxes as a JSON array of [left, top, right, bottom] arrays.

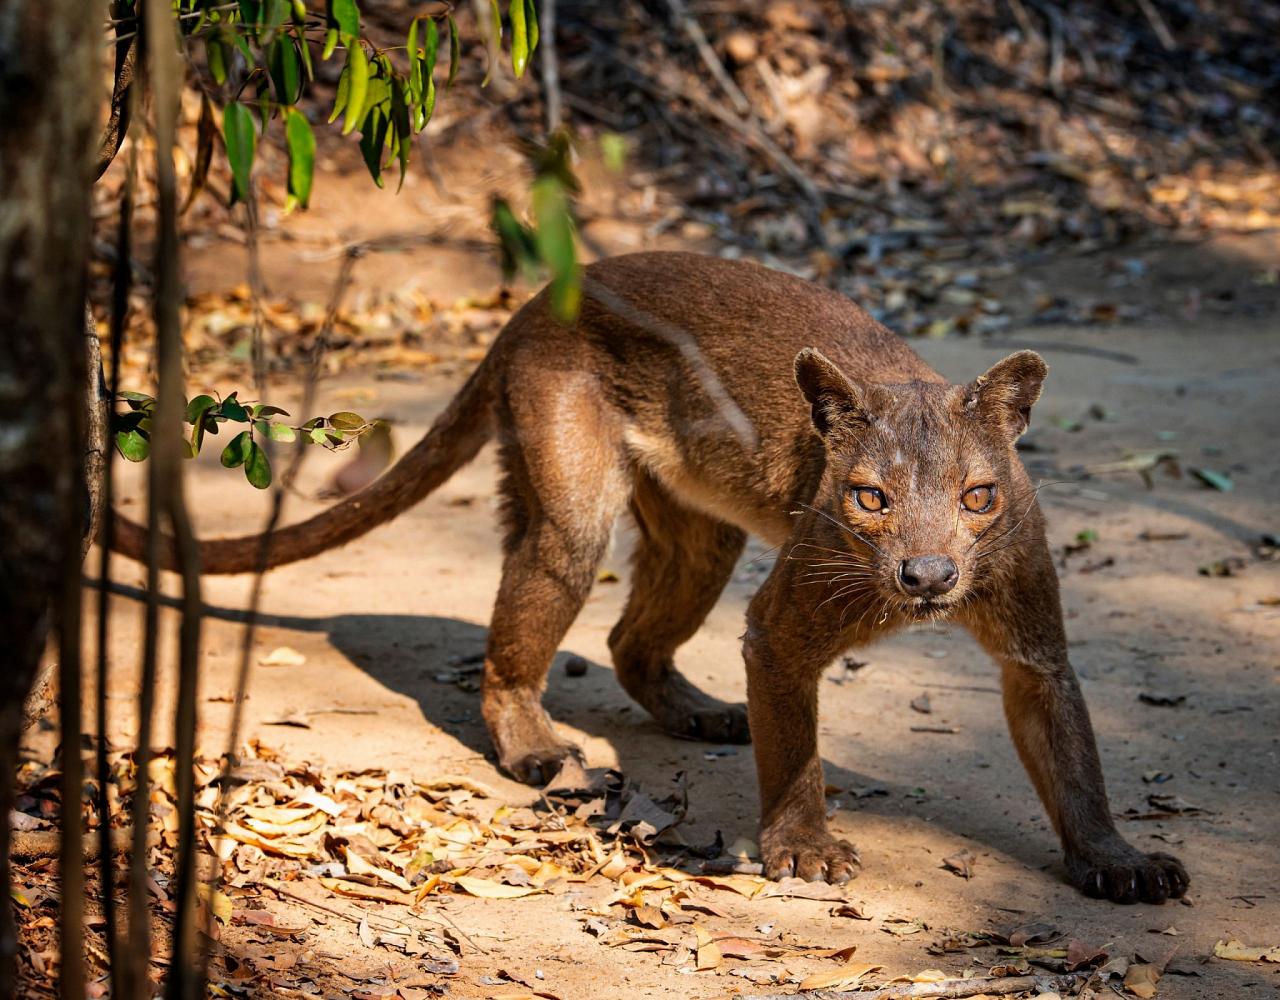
[[793, 347, 1047, 620]]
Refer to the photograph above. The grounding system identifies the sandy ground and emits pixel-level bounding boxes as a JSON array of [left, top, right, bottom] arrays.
[[64, 226, 1280, 999]]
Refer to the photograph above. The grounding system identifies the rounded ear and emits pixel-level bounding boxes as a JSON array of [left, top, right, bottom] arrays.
[[794, 348, 870, 438], [964, 350, 1047, 438]]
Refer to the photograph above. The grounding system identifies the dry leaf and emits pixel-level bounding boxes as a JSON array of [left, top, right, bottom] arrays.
[[1214, 939, 1280, 962], [195, 883, 232, 925], [258, 646, 306, 667], [343, 846, 414, 892], [1124, 962, 1161, 997], [799, 959, 882, 990], [318, 877, 415, 905], [758, 876, 851, 902], [453, 876, 544, 899], [630, 905, 666, 929], [882, 916, 928, 936], [693, 925, 722, 971], [941, 849, 976, 879], [221, 820, 318, 859]]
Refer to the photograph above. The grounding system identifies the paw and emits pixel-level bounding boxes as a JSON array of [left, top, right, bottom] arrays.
[[761, 825, 860, 884], [500, 742, 584, 787], [1068, 844, 1189, 904], [670, 702, 751, 744], [647, 671, 751, 744]]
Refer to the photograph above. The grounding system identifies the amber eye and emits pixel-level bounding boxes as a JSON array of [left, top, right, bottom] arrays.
[[962, 485, 996, 513], [852, 487, 888, 513]]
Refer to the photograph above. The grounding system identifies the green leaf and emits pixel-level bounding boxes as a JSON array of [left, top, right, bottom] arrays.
[[329, 61, 350, 123], [294, 19, 313, 80], [112, 410, 146, 434], [509, 0, 529, 78], [207, 35, 229, 85], [285, 109, 316, 209], [185, 394, 218, 424], [268, 35, 302, 105], [222, 102, 257, 204], [328, 411, 366, 430], [483, 0, 502, 86], [238, 0, 263, 29], [423, 16, 440, 69], [1189, 467, 1234, 492], [252, 404, 291, 417], [322, 27, 339, 60], [491, 198, 538, 280], [327, 0, 359, 36], [342, 40, 369, 136], [532, 175, 580, 322], [221, 430, 253, 468], [118, 389, 154, 407], [446, 15, 460, 92], [358, 106, 389, 187], [309, 426, 328, 445], [600, 131, 627, 174], [391, 80, 412, 188], [262, 0, 288, 42], [220, 397, 251, 423], [115, 429, 150, 462], [527, 0, 539, 51], [266, 422, 297, 442], [245, 442, 273, 489], [182, 94, 216, 214], [420, 17, 439, 124]]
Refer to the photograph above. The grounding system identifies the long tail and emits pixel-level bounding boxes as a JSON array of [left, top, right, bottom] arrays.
[[110, 353, 497, 574]]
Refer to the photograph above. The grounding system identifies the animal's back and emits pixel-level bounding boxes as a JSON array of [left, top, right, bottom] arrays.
[[492, 252, 940, 541]]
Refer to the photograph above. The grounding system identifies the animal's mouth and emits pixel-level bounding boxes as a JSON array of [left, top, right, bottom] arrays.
[[907, 597, 956, 619]]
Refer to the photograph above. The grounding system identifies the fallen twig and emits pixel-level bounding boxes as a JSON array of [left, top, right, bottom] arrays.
[[662, 0, 752, 118], [740, 970, 1094, 999], [611, 48, 830, 245], [11, 827, 132, 862], [1133, 0, 1177, 50]]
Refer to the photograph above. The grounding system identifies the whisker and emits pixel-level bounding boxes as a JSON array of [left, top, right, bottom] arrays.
[[741, 540, 789, 571], [796, 572, 874, 587], [788, 541, 873, 560], [813, 580, 873, 617], [792, 502, 885, 555], [973, 480, 1072, 560], [793, 568, 875, 586]]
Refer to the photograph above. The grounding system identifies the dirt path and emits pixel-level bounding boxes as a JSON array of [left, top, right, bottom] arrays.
[[69, 230, 1280, 999]]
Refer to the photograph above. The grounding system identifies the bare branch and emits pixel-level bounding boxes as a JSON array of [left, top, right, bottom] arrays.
[[96, 4, 138, 180]]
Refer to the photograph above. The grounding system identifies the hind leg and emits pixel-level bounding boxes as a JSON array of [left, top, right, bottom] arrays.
[[482, 389, 627, 785], [608, 473, 750, 743]]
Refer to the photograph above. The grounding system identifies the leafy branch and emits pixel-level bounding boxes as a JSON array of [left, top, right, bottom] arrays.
[[158, 0, 540, 205], [112, 389, 374, 488]]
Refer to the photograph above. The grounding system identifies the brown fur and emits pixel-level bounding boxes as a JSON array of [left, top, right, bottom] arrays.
[[111, 252, 1187, 902]]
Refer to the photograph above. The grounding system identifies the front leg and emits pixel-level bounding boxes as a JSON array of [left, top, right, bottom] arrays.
[[743, 583, 859, 884], [961, 540, 1189, 904]]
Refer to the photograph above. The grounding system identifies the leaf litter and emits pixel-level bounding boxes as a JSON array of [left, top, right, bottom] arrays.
[[9, 741, 1223, 997]]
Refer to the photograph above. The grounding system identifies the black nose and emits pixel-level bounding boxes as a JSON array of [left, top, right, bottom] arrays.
[[898, 555, 959, 597]]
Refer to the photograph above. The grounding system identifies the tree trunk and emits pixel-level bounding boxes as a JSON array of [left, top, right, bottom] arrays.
[[20, 313, 107, 735], [0, 2, 104, 995]]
